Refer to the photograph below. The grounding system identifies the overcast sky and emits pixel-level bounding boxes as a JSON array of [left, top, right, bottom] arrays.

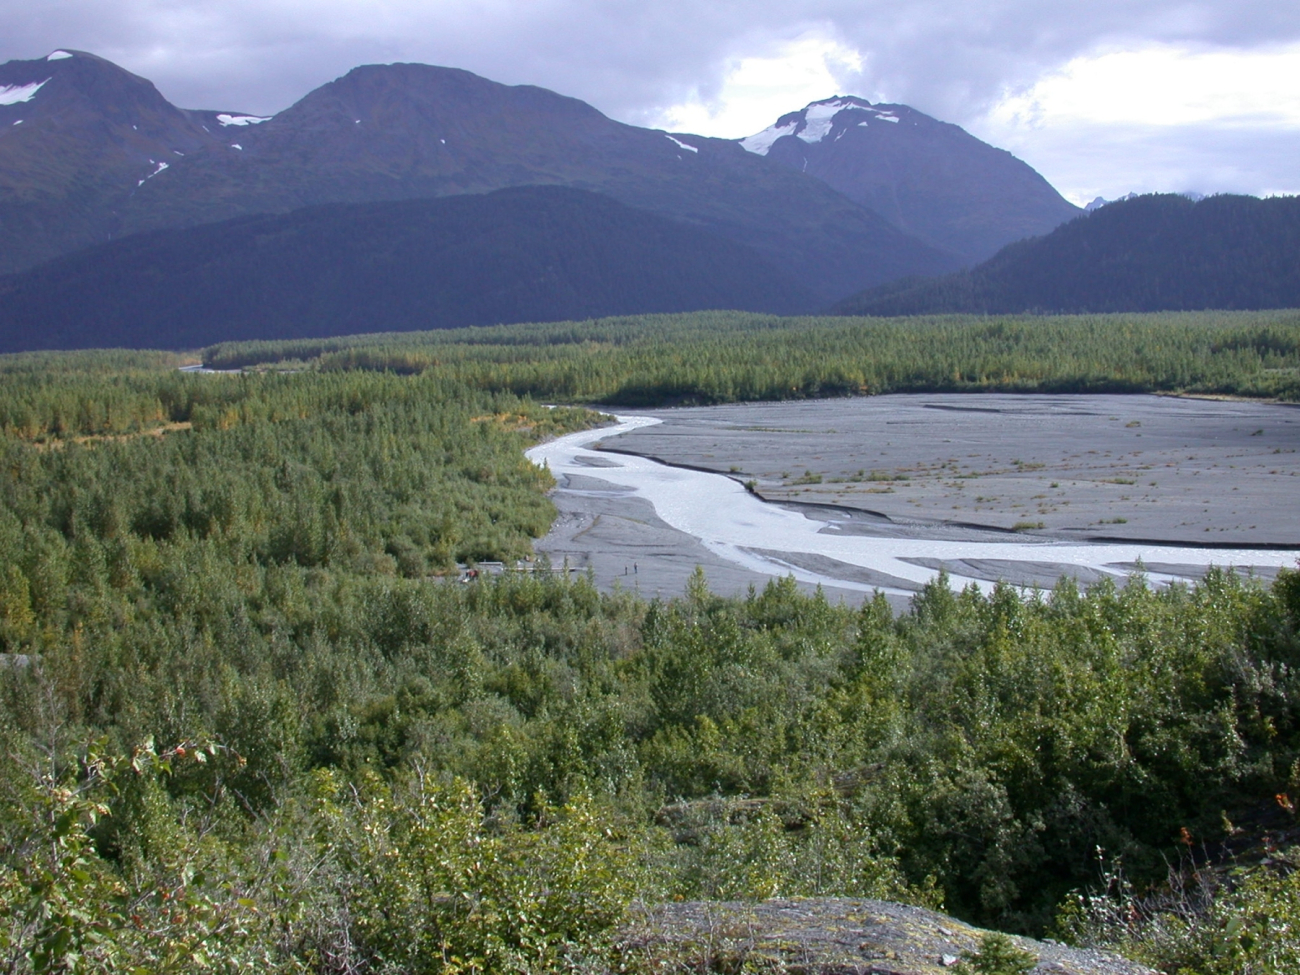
[[4, 1, 1298, 205]]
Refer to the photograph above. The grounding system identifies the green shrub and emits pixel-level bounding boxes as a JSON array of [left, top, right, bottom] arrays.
[[1056, 848, 1300, 975], [954, 932, 1037, 975], [341, 774, 636, 973]]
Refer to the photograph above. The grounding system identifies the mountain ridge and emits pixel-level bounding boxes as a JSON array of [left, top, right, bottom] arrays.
[[0, 53, 960, 302]]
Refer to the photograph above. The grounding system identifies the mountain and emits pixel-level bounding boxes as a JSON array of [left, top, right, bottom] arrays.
[[1085, 193, 1138, 212], [739, 96, 1081, 263], [0, 54, 960, 303], [0, 185, 814, 353], [1087, 191, 1202, 211], [0, 49, 252, 271], [830, 193, 1300, 316]]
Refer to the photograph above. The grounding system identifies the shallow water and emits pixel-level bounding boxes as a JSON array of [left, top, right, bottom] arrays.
[[528, 415, 1299, 595]]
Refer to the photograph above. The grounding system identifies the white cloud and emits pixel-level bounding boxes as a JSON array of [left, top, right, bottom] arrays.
[[986, 43, 1300, 129], [972, 43, 1300, 203], [654, 29, 866, 137]]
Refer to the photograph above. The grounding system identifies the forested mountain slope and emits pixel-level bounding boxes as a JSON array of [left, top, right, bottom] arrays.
[[0, 186, 812, 352], [832, 194, 1300, 315]]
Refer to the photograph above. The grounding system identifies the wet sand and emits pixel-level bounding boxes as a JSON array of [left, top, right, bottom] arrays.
[[531, 394, 1300, 604]]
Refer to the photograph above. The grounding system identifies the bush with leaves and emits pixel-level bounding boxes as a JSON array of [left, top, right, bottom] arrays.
[[1056, 847, 1300, 975], [335, 771, 637, 973], [0, 738, 280, 975]]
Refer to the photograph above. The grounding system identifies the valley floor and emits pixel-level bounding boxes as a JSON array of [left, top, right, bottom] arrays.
[[533, 394, 1300, 602]]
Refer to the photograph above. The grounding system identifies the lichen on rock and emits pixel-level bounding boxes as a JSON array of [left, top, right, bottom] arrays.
[[616, 898, 1156, 974]]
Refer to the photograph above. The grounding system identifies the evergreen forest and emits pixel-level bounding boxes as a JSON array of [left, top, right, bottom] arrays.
[[833, 194, 1300, 317], [0, 188, 812, 355], [1, 311, 1299, 973]]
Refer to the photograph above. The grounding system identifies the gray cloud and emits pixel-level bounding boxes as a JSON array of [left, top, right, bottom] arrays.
[[2, 1, 1298, 198]]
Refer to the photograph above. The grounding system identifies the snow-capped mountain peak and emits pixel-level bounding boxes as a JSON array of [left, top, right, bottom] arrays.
[[734, 92, 1081, 264], [739, 96, 899, 155]]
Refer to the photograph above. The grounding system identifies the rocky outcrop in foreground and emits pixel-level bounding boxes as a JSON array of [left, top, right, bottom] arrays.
[[619, 898, 1155, 974]]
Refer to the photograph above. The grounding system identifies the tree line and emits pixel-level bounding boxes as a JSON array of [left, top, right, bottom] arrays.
[[202, 309, 1300, 404]]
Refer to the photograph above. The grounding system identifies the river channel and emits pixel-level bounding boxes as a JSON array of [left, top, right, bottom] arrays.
[[527, 395, 1300, 605]]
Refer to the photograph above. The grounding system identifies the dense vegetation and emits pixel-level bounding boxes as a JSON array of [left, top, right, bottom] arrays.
[[205, 308, 1300, 403], [0, 320, 1298, 972], [0, 187, 813, 355], [834, 194, 1300, 317]]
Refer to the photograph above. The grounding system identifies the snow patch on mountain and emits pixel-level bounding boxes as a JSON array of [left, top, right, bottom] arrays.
[[137, 160, 169, 186], [47, 51, 73, 61], [217, 114, 272, 127], [665, 134, 698, 153], [798, 99, 865, 143], [742, 97, 900, 154], [739, 119, 798, 156], [0, 79, 50, 106]]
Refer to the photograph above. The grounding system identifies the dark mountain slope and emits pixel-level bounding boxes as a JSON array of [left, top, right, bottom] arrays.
[[831, 194, 1300, 316], [743, 97, 1080, 263], [0, 50, 246, 272], [0, 185, 813, 353], [117, 62, 957, 304]]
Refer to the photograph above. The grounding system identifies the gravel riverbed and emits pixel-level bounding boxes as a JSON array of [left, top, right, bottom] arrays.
[[530, 394, 1300, 604]]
